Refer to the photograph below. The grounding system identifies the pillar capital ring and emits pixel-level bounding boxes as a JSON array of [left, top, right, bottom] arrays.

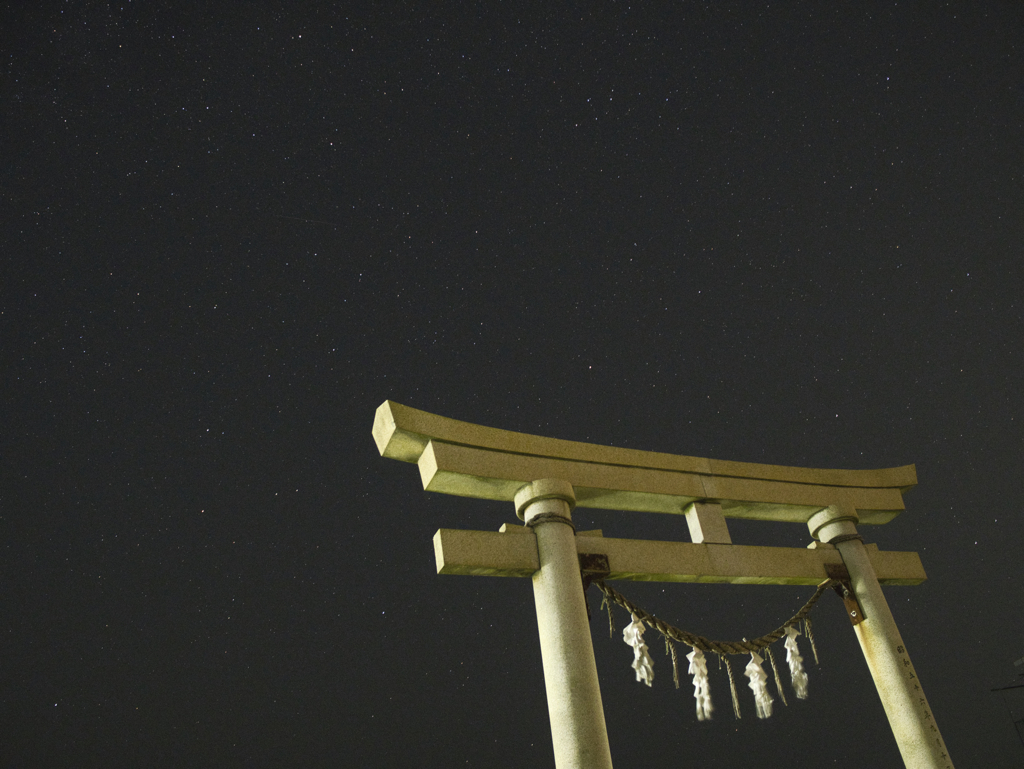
[[515, 479, 576, 521], [807, 503, 860, 543]]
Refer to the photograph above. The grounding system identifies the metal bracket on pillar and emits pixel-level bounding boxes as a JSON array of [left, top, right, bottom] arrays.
[[579, 552, 610, 580], [579, 553, 611, 620], [824, 562, 866, 625]]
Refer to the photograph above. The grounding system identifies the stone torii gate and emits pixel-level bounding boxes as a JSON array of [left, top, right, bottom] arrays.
[[372, 401, 953, 769]]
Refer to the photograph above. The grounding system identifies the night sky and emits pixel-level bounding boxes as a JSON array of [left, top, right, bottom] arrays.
[[4, 2, 1024, 766]]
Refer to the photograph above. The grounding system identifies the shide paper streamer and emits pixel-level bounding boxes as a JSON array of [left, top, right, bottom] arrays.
[[622, 613, 654, 687], [686, 647, 713, 721], [785, 625, 809, 699], [744, 651, 774, 719]]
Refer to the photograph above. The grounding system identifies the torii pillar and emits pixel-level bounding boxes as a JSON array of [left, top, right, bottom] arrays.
[[808, 504, 953, 766], [373, 401, 954, 769], [516, 479, 612, 769]]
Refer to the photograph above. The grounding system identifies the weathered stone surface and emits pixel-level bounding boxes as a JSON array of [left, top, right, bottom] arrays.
[[375, 400, 915, 524]]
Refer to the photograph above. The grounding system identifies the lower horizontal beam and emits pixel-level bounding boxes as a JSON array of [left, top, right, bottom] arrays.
[[433, 528, 926, 586]]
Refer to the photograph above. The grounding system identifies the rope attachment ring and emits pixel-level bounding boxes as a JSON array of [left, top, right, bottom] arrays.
[[828, 533, 864, 545], [526, 512, 577, 532]]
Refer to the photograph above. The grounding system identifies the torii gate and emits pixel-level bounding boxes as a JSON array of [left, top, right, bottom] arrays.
[[372, 401, 954, 769]]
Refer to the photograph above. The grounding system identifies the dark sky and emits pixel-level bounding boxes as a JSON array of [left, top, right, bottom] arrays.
[[4, 2, 1023, 766]]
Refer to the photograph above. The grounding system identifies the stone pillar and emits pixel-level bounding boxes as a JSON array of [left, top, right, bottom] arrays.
[[515, 479, 614, 769], [808, 504, 954, 769]]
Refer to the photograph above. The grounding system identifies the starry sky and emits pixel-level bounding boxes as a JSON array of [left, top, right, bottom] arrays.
[[4, 2, 1024, 766]]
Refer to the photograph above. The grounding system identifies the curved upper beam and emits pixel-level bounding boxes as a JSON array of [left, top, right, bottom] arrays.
[[373, 401, 917, 525]]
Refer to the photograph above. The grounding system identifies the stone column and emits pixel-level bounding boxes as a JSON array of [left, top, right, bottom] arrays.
[[515, 479, 614, 769], [808, 504, 954, 769]]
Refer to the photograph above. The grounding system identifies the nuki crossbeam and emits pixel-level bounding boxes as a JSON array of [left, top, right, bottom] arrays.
[[373, 401, 953, 769]]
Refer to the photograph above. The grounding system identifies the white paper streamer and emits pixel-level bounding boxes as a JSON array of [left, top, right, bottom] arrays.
[[622, 613, 654, 687], [784, 625, 809, 699], [744, 651, 774, 719], [686, 647, 713, 721]]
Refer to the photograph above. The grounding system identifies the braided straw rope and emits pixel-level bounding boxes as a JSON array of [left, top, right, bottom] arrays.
[[595, 578, 837, 656]]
